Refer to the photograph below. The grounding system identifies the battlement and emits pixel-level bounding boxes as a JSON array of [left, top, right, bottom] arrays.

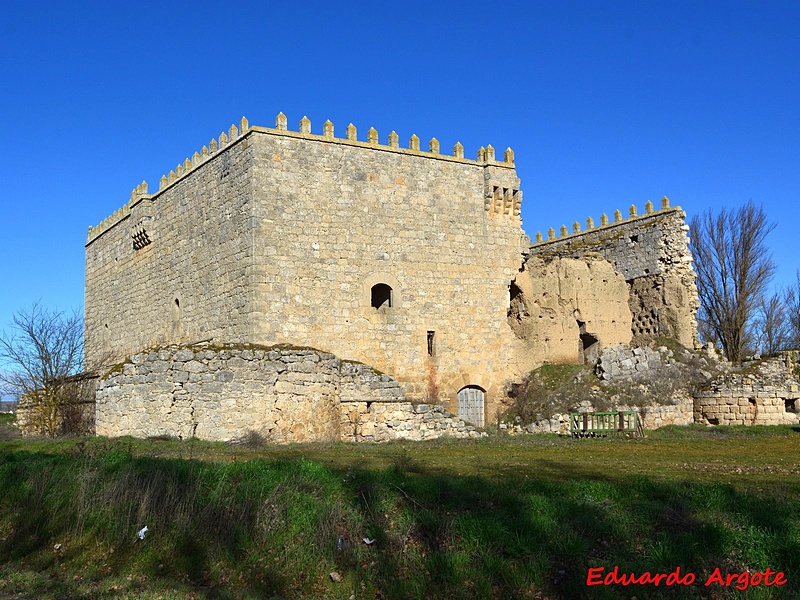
[[253, 112, 516, 167], [527, 196, 697, 347], [86, 113, 516, 244], [531, 196, 679, 247]]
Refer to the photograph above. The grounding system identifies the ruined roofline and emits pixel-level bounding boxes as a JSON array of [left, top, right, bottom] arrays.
[[530, 197, 683, 249], [86, 113, 516, 245]]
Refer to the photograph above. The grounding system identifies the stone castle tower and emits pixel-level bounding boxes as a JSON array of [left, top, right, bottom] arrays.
[[86, 115, 529, 424]]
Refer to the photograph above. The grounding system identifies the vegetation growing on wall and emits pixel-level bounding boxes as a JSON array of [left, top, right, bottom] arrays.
[[505, 339, 718, 426]]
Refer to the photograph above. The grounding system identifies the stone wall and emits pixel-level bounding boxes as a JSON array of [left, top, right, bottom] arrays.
[[594, 344, 700, 428], [340, 402, 486, 442], [642, 399, 695, 429], [528, 201, 698, 348], [246, 120, 526, 419], [499, 396, 694, 434], [86, 114, 528, 427], [85, 121, 258, 368], [95, 343, 480, 442], [596, 345, 667, 381], [16, 374, 97, 436], [694, 358, 800, 426], [509, 255, 632, 365]]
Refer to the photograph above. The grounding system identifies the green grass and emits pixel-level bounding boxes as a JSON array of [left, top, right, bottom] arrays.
[[532, 363, 587, 390], [1, 427, 799, 599], [0, 412, 19, 442], [505, 363, 593, 423]]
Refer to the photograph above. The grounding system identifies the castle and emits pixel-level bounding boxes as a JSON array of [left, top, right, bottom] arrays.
[[84, 113, 699, 442]]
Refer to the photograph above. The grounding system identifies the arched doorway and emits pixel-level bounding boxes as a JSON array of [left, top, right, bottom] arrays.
[[457, 385, 485, 427]]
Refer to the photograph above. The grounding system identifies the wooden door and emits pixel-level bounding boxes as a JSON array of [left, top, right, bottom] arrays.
[[457, 386, 485, 427]]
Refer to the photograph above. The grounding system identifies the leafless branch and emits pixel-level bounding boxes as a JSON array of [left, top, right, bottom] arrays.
[[690, 200, 776, 362], [0, 303, 84, 436], [755, 292, 789, 355], [786, 271, 800, 349]]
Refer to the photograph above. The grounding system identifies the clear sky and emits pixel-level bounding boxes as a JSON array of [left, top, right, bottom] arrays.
[[0, 1, 798, 351]]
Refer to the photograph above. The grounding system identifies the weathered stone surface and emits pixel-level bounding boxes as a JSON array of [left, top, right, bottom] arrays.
[[338, 400, 485, 442], [509, 256, 632, 365], [694, 356, 800, 427], [85, 118, 526, 425], [15, 375, 98, 437], [94, 344, 480, 443], [84, 116, 702, 437], [597, 345, 663, 381], [529, 208, 698, 348]]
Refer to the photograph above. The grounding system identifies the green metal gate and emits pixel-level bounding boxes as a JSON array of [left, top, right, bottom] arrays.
[[569, 411, 644, 438]]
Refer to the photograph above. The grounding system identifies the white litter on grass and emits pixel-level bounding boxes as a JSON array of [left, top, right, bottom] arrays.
[[136, 526, 149, 540], [362, 537, 375, 545]]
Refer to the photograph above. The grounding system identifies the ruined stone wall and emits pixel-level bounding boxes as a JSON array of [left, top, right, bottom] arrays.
[[508, 255, 632, 365], [694, 358, 800, 426], [16, 374, 98, 436], [596, 345, 668, 381], [95, 344, 480, 442], [340, 402, 485, 442], [499, 397, 694, 435], [86, 114, 528, 426], [527, 201, 698, 348], [595, 345, 696, 428]]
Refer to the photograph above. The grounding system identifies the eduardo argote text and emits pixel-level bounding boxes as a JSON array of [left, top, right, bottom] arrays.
[[587, 566, 787, 591]]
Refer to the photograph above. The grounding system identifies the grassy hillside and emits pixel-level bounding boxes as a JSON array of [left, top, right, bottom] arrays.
[[1, 425, 799, 599]]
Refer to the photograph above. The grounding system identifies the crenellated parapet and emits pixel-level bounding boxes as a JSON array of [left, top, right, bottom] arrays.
[[250, 112, 515, 167], [531, 197, 674, 245], [157, 116, 250, 193], [87, 113, 516, 243], [528, 196, 698, 348], [87, 117, 251, 244]]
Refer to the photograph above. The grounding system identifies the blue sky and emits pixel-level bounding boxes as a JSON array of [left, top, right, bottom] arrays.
[[0, 1, 798, 352]]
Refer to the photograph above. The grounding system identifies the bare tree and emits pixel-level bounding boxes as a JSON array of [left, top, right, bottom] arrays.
[[690, 200, 776, 362], [755, 292, 789, 355], [786, 271, 800, 349], [0, 303, 83, 437]]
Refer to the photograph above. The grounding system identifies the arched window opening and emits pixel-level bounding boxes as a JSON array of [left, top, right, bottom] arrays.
[[371, 283, 393, 309], [457, 385, 485, 427]]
